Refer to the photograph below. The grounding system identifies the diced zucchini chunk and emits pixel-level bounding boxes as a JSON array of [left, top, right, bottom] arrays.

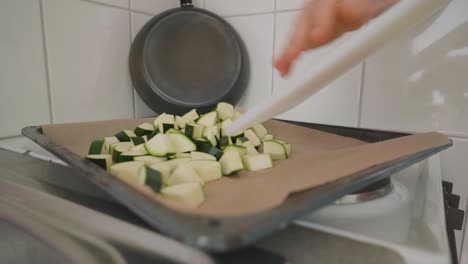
[[242, 154, 272, 171], [167, 163, 204, 186], [134, 155, 167, 166], [112, 142, 134, 162], [262, 134, 275, 141], [203, 125, 220, 139], [161, 182, 205, 208], [190, 151, 216, 161], [115, 130, 137, 142], [110, 161, 146, 185], [190, 161, 223, 182], [144, 167, 163, 192], [175, 116, 189, 129], [244, 129, 261, 147], [185, 123, 204, 139], [196, 111, 218, 126], [86, 154, 112, 170], [130, 143, 148, 153], [118, 150, 148, 162], [168, 133, 196, 153], [175, 153, 191, 158], [261, 140, 288, 160], [223, 145, 247, 156], [252, 124, 268, 139], [197, 142, 224, 160], [219, 136, 233, 149], [88, 139, 105, 155], [242, 141, 259, 155], [219, 151, 244, 176], [130, 137, 145, 146], [216, 102, 234, 120], [144, 134, 176, 157], [134, 122, 155, 137], [166, 158, 191, 170], [182, 109, 199, 122], [150, 162, 172, 184], [104, 137, 120, 154]]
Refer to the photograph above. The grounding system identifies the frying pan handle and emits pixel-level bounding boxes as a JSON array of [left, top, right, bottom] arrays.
[[181, 0, 193, 7]]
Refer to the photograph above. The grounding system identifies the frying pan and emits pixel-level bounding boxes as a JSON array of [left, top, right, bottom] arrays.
[[129, 0, 249, 116]]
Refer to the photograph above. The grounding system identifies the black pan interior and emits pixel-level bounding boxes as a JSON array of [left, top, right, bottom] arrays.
[[130, 7, 249, 115]]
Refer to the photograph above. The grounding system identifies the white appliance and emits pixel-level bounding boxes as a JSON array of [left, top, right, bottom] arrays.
[[297, 155, 457, 264]]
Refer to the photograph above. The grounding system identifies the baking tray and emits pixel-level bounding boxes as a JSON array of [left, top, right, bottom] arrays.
[[22, 120, 452, 252]]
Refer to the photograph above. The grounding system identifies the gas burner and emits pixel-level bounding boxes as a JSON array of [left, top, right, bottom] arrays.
[[334, 178, 393, 204]]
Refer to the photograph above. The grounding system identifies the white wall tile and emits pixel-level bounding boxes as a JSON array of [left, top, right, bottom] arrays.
[[44, 0, 134, 123], [131, 12, 158, 117], [360, 0, 468, 134], [205, 0, 274, 17], [90, 0, 129, 9], [440, 137, 468, 257], [0, 1, 51, 137], [131, 0, 203, 15], [225, 14, 274, 110], [273, 11, 362, 127], [276, 0, 304, 11]]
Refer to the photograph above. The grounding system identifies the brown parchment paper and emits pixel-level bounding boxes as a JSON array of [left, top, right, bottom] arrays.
[[41, 118, 450, 217]]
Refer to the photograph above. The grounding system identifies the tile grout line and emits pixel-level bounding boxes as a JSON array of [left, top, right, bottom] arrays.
[[271, 0, 277, 96], [39, 0, 54, 124], [356, 61, 366, 128], [78, 0, 301, 19], [129, 0, 136, 118], [79, 0, 129, 11]]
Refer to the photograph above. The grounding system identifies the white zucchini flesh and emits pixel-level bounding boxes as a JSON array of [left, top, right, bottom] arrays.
[[203, 125, 220, 139], [167, 133, 196, 153], [244, 129, 261, 147], [175, 153, 191, 158], [190, 161, 222, 182], [103, 137, 119, 153], [166, 163, 204, 186], [216, 102, 234, 120], [112, 142, 134, 162], [261, 140, 288, 160], [190, 151, 216, 161], [219, 151, 244, 175], [150, 162, 172, 184], [161, 182, 205, 208], [242, 154, 273, 171], [182, 109, 199, 122], [262, 134, 274, 141], [175, 116, 188, 129], [110, 161, 146, 185], [134, 155, 167, 166], [223, 145, 247, 156], [252, 124, 268, 139], [196, 111, 218, 126], [242, 141, 259, 155], [144, 134, 175, 157], [166, 158, 191, 170], [130, 143, 148, 153]]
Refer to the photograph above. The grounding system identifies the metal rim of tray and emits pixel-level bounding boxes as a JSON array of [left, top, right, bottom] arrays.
[[21, 120, 452, 252]]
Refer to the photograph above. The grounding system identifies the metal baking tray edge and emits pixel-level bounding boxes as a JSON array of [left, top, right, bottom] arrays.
[[22, 120, 452, 252]]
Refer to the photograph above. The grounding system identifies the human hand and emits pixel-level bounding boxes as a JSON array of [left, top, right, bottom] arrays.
[[275, 0, 399, 77]]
